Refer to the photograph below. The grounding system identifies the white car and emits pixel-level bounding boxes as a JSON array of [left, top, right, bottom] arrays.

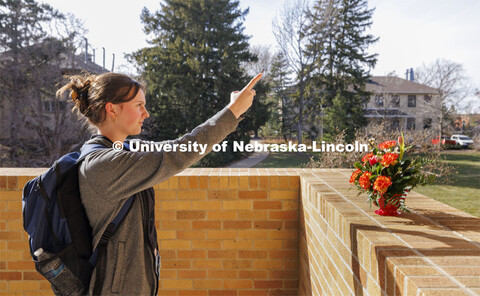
[[450, 134, 474, 147]]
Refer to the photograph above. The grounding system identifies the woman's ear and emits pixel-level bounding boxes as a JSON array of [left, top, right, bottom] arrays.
[[105, 102, 119, 119]]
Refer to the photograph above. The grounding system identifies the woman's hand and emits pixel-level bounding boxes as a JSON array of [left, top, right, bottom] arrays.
[[227, 72, 263, 119]]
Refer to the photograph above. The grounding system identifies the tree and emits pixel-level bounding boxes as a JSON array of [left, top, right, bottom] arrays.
[[130, 0, 268, 166], [309, 0, 378, 141], [415, 59, 473, 137], [0, 0, 91, 166], [272, 0, 320, 144]]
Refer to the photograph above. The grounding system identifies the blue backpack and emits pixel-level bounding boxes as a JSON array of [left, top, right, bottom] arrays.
[[22, 142, 134, 295]]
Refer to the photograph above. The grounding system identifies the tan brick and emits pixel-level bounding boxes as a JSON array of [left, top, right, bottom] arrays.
[[192, 260, 223, 269], [249, 176, 259, 188], [192, 241, 221, 249], [219, 176, 229, 189], [239, 191, 267, 199], [270, 271, 297, 279], [270, 176, 280, 189], [269, 230, 298, 240], [7, 176, 17, 189], [238, 250, 268, 259], [169, 177, 178, 189], [177, 230, 206, 240], [208, 191, 237, 200], [188, 176, 198, 189], [179, 290, 207, 296], [223, 260, 252, 269], [178, 270, 206, 279], [223, 240, 252, 249], [208, 250, 237, 259], [177, 211, 206, 220], [254, 221, 282, 230], [0, 272, 21, 280], [6, 241, 28, 251], [177, 191, 207, 200], [270, 210, 298, 220], [0, 191, 20, 200], [162, 279, 193, 289], [177, 250, 207, 259], [161, 240, 191, 249], [254, 201, 282, 210], [223, 200, 252, 210], [192, 201, 222, 210], [157, 230, 176, 240], [193, 221, 221, 229], [259, 176, 269, 189], [160, 220, 191, 230], [278, 176, 290, 189], [208, 230, 236, 240], [179, 177, 190, 189], [289, 176, 300, 189], [254, 280, 282, 289], [239, 270, 268, 279], [9, 280, 40, 290], [6, 201, 22, 211], [157, 290, 177, 296], [254, 240, 283, 249], [7, 261, 34, 270], [22, 272, 44, 280], [161, 201, 191, 210], [239, 290, 269, 296], [210, 290, 237, 296], [156, 210, 176, 220], [238, 210, 268, 220], [223, 221, 252, 229], [154, 180, 169, 190], [209, 176, 220, 189], [228, 176, 239, 189], [239, 176, 249, 189], [198, 176, 208, 189], [270, 191, 298, 200], [193, 279, 222, 289], [162, 260, 191, 269], [269, 250, 297, 259], [209, 270, 237, 279], [224, 280, 252, 289], [0, 251, 23, 261], [238, 230, 269, 239], [0, 176, 6, 189], [208, 210, 237, 220]]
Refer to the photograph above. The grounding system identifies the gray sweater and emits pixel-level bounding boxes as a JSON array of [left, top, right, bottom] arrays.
[[79, 107, 242, 295]]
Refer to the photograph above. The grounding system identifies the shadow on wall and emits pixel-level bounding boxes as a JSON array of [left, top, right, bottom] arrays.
[[350, 210, 480, 295]]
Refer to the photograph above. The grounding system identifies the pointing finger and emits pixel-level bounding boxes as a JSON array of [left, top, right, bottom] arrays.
[[244, 72, 263, 91]]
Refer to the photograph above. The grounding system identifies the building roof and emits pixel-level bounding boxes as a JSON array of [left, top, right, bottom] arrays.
[[364, 108, 412, 118], [366, 76, 439, 95]]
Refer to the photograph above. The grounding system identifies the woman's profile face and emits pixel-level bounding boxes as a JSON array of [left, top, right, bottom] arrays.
[[115, 89, 149, 136]]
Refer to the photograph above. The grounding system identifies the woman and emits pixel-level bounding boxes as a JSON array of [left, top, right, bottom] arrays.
[[57, 72, 262, 295]]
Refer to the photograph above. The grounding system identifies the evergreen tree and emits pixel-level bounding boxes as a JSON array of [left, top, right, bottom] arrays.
[[309, 0, 378, 141], [130, 0, 264, 166]]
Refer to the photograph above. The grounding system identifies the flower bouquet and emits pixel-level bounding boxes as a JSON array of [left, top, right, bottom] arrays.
[[349, 134, 436, 216]]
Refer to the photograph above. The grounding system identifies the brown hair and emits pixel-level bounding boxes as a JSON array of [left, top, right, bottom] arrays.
[[57, 72, 146, 126]]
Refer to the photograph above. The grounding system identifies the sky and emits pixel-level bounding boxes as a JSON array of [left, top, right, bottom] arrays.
[[40, 0, 480, 108]]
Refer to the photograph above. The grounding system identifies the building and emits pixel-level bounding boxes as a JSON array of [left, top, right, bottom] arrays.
[[364, 74, 441, 132]]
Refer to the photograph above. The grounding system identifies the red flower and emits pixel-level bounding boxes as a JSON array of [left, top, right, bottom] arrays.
[[379, 141, 396, 150], [362, 153, 374, 163], [373, 176, 392, 194], [381, 153, 399, 167], [359, 172, 372, 190], [349, 169, 362, 184], [369, 155, 378, 166]]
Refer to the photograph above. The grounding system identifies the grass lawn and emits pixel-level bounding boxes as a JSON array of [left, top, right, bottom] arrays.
[[255, 151, 480, 217], [414, 152, 480, 217]]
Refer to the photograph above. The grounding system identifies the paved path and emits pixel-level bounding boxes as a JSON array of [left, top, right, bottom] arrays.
[[226, 139, 270, 168]]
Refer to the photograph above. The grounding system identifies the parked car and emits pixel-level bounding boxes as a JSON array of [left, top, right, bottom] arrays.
[[450, 134, 474, 147], [432, 136, 456, 146]]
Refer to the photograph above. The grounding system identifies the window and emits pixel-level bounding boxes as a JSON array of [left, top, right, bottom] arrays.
[[423, 118, 432, 129], [407, 118, 416, 130], [391, 95, 400, 107], [375, 95, 384, 107], [408, 95, 416, 107], [424, 95, 431, 103]]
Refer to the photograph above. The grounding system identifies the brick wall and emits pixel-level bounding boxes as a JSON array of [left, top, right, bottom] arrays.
[[1, 168, 479, 296], [0, 168, 303, 296], [299, 169, 480, 296]]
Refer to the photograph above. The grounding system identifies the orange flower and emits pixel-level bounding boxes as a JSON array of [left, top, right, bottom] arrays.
[[349, 169, 362, 184], [373, 176, 392, 194], [358, 172, 372, 190], [362, 153, 374, 163], [379, 141, 396, 150], [381, 153, 399, 167]]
